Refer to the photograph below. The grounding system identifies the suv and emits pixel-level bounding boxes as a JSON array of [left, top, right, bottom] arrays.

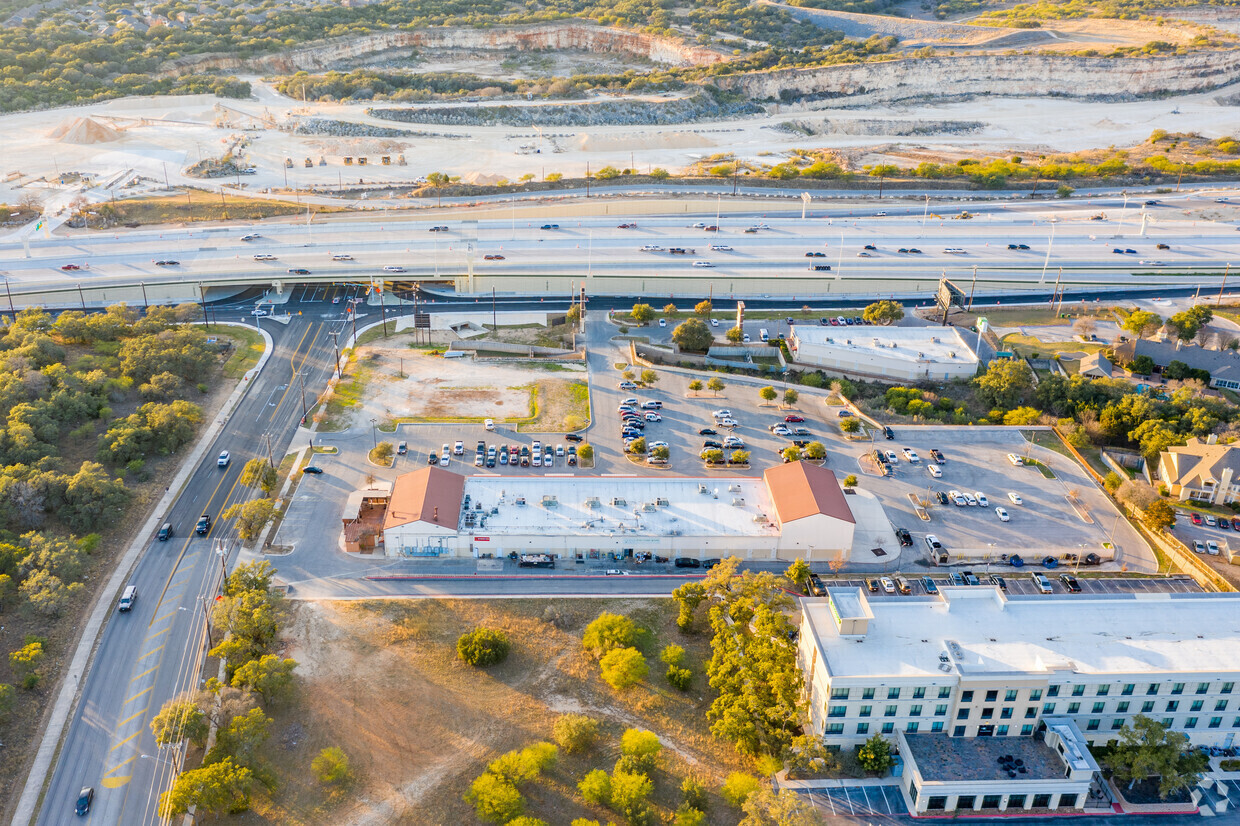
[[1059, 574, 1082, 593], [118, 585, 137, 612], [217, 450, 230, 467], [157, 522, 173, 541], [397, 441, 407, 455], [195, 513, 211, 535], [895, 528, 913, 547], [674, 557, 701, 568], [806, 574, 826, 597]]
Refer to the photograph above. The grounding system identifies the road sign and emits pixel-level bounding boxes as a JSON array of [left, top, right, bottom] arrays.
[[936, 277, 967, 312]]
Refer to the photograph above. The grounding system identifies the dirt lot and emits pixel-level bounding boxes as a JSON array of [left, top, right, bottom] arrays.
[[240, 599, 749, 826]]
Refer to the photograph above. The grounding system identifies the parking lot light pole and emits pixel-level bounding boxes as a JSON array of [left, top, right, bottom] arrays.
[[370, 418, 377, 450]]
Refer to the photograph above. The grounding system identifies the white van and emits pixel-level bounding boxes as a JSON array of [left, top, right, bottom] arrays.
[[118, 585, 137, 612], [943, 247, 966, 255], [1007, 453, 1024, 466], [759, 329, 770, 342], [1031, 573, 1053, 594]]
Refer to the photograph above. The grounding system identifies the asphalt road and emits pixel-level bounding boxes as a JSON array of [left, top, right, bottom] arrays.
[[35, 294, 346, 826]]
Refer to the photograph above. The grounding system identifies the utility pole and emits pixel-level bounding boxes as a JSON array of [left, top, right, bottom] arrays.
[[140, 281, 149, 311], [77, 283, 86, 310], [264, 433, 274, 469], [968, 266, 977, 312], [585, 162, 590, 198], [1217, 263, 1231, 307], [198, 283, 209, 328], [298, 371, 307, 422], [4, 277, 14, 319], [1052, 267, 1065, 315], [492, 286, 497, 330], [328, 330, 341, 375], [379, 282, 388, 337]]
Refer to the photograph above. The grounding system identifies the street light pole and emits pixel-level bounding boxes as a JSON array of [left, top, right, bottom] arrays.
[[328, 330, 341, 375], [370, 418, 378, 450]]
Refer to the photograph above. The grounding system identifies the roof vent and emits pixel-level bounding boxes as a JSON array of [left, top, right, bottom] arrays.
[[753, 513, 768, 523], [931, 336, 939, 343], [585, 496, 600, 509], [643, 502, 658, 512], [656, 497, 669, 507], [917, 351, 924, 358], [728, 484, 742, 492], [611, 497, 626, 507], [698, 484, 709, 494], [731, 497, 745, 507], [514, 496, 526, 506], [541, 494, 558, 507]]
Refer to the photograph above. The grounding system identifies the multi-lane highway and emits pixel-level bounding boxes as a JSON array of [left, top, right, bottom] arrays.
[[33, 291, 349, 826]]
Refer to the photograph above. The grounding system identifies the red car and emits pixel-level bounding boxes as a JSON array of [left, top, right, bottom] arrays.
[[785, 415, 805, 423], [60, 263, 80, 271], [1190, 512, 1203, 525], [483, 254, 505, 260]]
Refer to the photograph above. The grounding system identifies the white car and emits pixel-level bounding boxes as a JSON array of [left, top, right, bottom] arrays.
[[240, 233, 260, 241], [712, 409, 733, 419], [331, 254, 353, 261], [1207, 540, 1221, 555], [217, 450, 230, 467], [645, 412, 661, 422], [253, 253, 277, 261], [995, 507, 1010, 522], [964, 493, 977, 506], [453, 440, 464, 455], [532, 452, 542, 467], [439, 453, 450, 466], [884, 450, 898, 463], [772, 425, 792, 436], [382, 265, 405, 272], [880, 577, 896, 594], [902, 448, 920, 463], [1194, 540, 1206, 553], [1008, 492, 1023, 505], [251, 308, 269, 316], [874, 211, 887, 217], [924, 534, 943, 552], [648, 440, 669, 449], [927, 464, 942, 478], [640, 245, 663, 252], [975, 492, 989, 507], [856, 251, 872, 257], [742, 334, 751, 342], [710, 244, 732, 251], [484, 419, 495, 431], [710, 318, 719, 327], [718, 418, 739, 429], [622, 398, 640, 407], [659, 319, 667, 327], [692, 261, 714, 268]]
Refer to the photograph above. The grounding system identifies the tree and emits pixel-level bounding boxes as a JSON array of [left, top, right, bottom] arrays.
[[373, 441, 395, 463], [159, 757, 253, 819], [730, 449, 750, 465], [857, 733, 894, 773], [457, 628, 511, 666], [782, 734, 838, 779], [843, 474, 858, 487], [682, 776, 708, 811], [1104, 715, 1208, 798], [465, 772, 524, 823], [640, 368, 658, 386], [695, 300, 713, 316], [650, 168, 670, 180], [239, 458, 277, 494], [781, 446, 802, 463], [150, 695, 209, 747], [676, 806, 707, 826], [578, 769, 611, 805], [784, 559, 810, 587], [689, 379, 704, 393], [722, 772, 761, 807], [1123, 310, 1162, 339], [672, 318, 713, 352], [666, 665, 692, 690], [312, 746, 351, 786], [1073, 316, 1097, 337], [660, 644, 686, 667], [973, 359, 1034, 408], [707, 377, 726, 396], [1129, 354, 1155, 375], [664, 303, 678, 317], [739, 787, 819, 826], [599, 647, 648, 690], [862, 300, 904, 326], [566, 305, 583, 325], [426, 171, 451, 206], [672, 581, 707, 631], [631, 303, 655, 324], [9, 640, 44, 688], [221, 498, 277, 542], [627, 436, 647, 455], [553, 714, 599, 754], [487, 742, 557, 785], [610, 769, 654, 822], [840, 417, 861, 433], [212, 706, 270, 768], [726, 326, 744, 343], [651, 445, 670, 461], [583, 612, 640, 654], [1143, 499, 1176, 532], [759, 386, 777, 404], [20, 570, 83, 617], [1169, 305, 1213, 341], [230, 654, 296, 704], [619, 728, 663, 773], [783, 388, 799, 406], [577, 443, 594, 462], [803, 441, 826, 460]]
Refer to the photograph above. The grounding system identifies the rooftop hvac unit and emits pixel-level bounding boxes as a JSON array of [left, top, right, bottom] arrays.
[[728, 484, 741, 492], [731, 497, 745, 507], [656, 497, 669, 507], [931, 336, 939, 343], [643, 502, 658, 512], [698, 484, 709, 494], [514, 496, 526, 506], [612, 497, 627, 507], [541, 495, 558, 507], [845, 339, 851, 345], [950, 351, 957, 358], [585, 497, 600, 509], [872, 338, 879, 345], [753, 514, 769, 523], [491, 507, 498, 515]]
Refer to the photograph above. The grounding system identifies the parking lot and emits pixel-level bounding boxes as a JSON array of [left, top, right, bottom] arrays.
[[799, 784, 908, 820], [825, 574, 1202, 598]]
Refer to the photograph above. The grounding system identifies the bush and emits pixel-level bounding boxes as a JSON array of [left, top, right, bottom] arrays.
[[599, 647, 648, 690], [857, 733, 894, 773], [722, 772, 761, 807], [666, 665, 692, 690], [583, 612, 640, 654], [457, 628, 511, 667], [312, 746, 352, 786], [843, 474, 858, 487], [682, 776, 708, 811], [553, 714, 599, 754], [1104, 471, 1123, 493], [619, 729, 663, 773], [372, 442, 395, 463], [660, 644, 685, 666], [578, 769, 611, 805]]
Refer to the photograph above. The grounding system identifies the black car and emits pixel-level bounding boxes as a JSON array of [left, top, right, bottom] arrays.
[[76, 787, 94, 816], [883, 426, 895, 440], [302, 465, 323, 474], [428, 453, 438, 465], [153, 259, 180, 266], [819, 317, 830, 326], [895, 528, 913, 547], [1156, 243, 1170, 250], [195, 513, 211, 535], [930, 449, 945, 463], [989, 575, 1008, 591], [674, 557, 701, 568], [1082, 553, 1102, 566], [934, 490, 949, 505], [540, 223, 560, 230], [805, 251, 826, 258], [864, 244, 877, 250], [698, 428, 717, 436], [701, 558, 722, 569], [702, 440, 723, 449], [565, 434, 583, 442], [807, 573, 826, 596], [1060, 574, 1082, 593]]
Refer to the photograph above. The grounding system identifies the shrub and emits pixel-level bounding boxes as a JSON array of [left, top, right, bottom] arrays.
[[599, 647, 648, 690], [666, 665, 692, 691], [553, 714, 599, 754], [578, 769, 611, 805], [457, 628, 511, 667], [660, 644, 685, 666], [583, 612, 639, 654], [843, 474, 858, 487], [619, 729, 663, 773], [722, 772, 761, 807], [312, 746, 351, 786], [681, 776, 708, 810]]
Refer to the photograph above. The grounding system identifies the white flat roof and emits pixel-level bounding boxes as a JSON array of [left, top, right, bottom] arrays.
[[460, 475, 782, 538], [792, 325, 978, 366], [805, 587, 1240, 679]]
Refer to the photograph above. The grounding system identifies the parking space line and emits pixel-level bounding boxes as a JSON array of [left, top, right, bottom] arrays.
[[123, 685, 153, 705], [144, 625, 172, 641], [108, 729, 141, 752], [138, 643, 164, 661], [117, 706, 149, 728], [129, 665, 158, 683], [884, 785, 897, 813], [860, 786, 872, 813], [845, 787, 856, 814], [823, 790, 836, 814]]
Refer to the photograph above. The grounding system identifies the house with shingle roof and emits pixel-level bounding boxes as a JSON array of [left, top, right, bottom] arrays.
[[1158, 436, 1240, 504]]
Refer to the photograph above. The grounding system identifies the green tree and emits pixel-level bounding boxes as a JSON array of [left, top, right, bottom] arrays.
[[782, 734, 839, 779], [707, 377, 726, 396], [457, 627, 511, 666], [702, 448, 724, 464], [660, 644, 686, 667], [651, 445, 670, 461], [675, 806, 707, 826], [781, 446, 802, 463], [150, 695, 209, 747], [599, 647, 648, 690], [158, 757, 253, 819], [640, 368, 658, 386], [682, 776, 708, 811], [783, 388, 799, 406], [1123, 310, 1163, 339], [465, 772, 524, 823], [1143, 499, 1176, 532], [239, 458, 277, 494], [759, 386, 777, 404], [372, 441, 395, 463], [730, 449, 750, 465], [726, 326, 744, 343], [577, 443, 594, 462], [553, 714, 599, 754], [627, 437, 647, 455], [739, 787, 819, 826], [666, 665, 692, 691], [583, 612, 640, 654], [230, 654, 296, 704], [221, 498, 277, 541], [843, 474, 859, 487], [840, 417, 861, 433], [672, 581, 707, 631], [784, 559, 810, 587], [211, 707, 271, 768], [650, 168, 670, 180], [426, 171, 451, 206], [610, 769, 654, 822], [19, 569, 83, 617], [1104, 715, 1208, 798], [857, 733, 894, 773], [672, 318, 713, 352], [722, 772, 761, 807], [1129, 354, 1156, 375], [973, 359, 1034, 408], [619, 728, 663, 773], [1168, 305, 1213, 341], [312, 746, 351, 786], [664, 303, 678, 317], [578, 769, 611, 805], [566, 305, 583, 325], [862, 300, 904, 326], [1057, 184, 1074, 198], [694, 300, 713, 316], [688, 379, 704, 393], [487, 742, 557, 785], [631, 304, 655, 324]]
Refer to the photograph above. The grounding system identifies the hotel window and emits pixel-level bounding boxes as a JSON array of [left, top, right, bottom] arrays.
[[1020, 725, 1034, 735], [1092, 702, 1105, 714], [1142, 701, 1155, 713], [1059, 795, 1078, 808], [1172, 683, 1185, 695], [1191, 701, 1204, 712], [910, 705, 923, 717], [1111, 719, 1125, 730], [985, 690, 998, 702], [939, 686, 952, 699], [932, 722, 944, 733], [859, 705, 872, 717], [1072, 685, 1085, 697], [913, 687, 926, 699], [1223, 682, 1235, 695], [927, 797, 948, 811], [882, 723, 894, 734], [1067, 703, 1080, 714], [1086, 719, 1100, 731], [1186, 717, 1198, 729], [957, 796, 977, 810], [996, 725, 1008, 736], [1005, 690, 1018, 702], [1096, 685, 1109, 696], [1116, 702, 1130, 713], [1121, 684, 1135, 696], [1000, 708, 1013, 720], [957, 709, 970, 720], [1032, 795, 1052, 809], [1209, 717, 1223, 729], [980, 708, 994, 720], [1009, 795, 1027, 808], [1147, 683, 1161, 695], [863, 688, 875, 700], [857, 723, 869, 735], [831, 688, 850, 700], [1162, 718, 1174, 727], [1030, 689, 1043, 701], [825, 723, 844, 734], [829, 706, 847, 718], [1197, 682, 1210, 695], [985, 689, 998, 701], [885, 705, 898, 717], [935, 705, 948, 717], [1166, 701, 1179, 713], [1217, 701, 1229, 712], [1025, 707, 1038, 718], [907, 722, 919, 733], [1043, 703, 1056, 714], [953, 726, 966, 737], [1234, 717, 1240, 727], [888, 688, 901, 700]]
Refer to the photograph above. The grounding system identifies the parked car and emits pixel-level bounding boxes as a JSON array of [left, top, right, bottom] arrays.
[[674, 557, 701, 568], [566, 434, 583, 442], [1032, 573, 1053, 593], [880, 577, 896, 594], [989, 575, 1008, 591], [302, 465, 323, 474], [921, 576, 938, 594], [1008, 492, 1023, 505], [1059, 574, 1082, 593], [995, 506, 1010, 521], [924, 535, 944, 553]]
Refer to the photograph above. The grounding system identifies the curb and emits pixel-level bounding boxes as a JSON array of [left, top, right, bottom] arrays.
[[9, 322, 274, 826]]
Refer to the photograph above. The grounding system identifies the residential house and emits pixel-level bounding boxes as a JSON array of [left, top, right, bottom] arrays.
[[1112, 339, 1240, 390], [1158, 436, 1240, 504]]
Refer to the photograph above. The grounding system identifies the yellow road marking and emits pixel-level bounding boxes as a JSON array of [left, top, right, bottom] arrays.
[[108, 730, 141, 752], [137, 644, 164, 661], [129, 665, 158, 683], [117, 706, 149, 727], [123, 685, 153, 705]]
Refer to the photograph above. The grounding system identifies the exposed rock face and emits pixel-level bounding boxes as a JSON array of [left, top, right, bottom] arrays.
[[718, 51, 1240, 103], [368, 92, 761, 126], [159, 21, 728, 76]]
